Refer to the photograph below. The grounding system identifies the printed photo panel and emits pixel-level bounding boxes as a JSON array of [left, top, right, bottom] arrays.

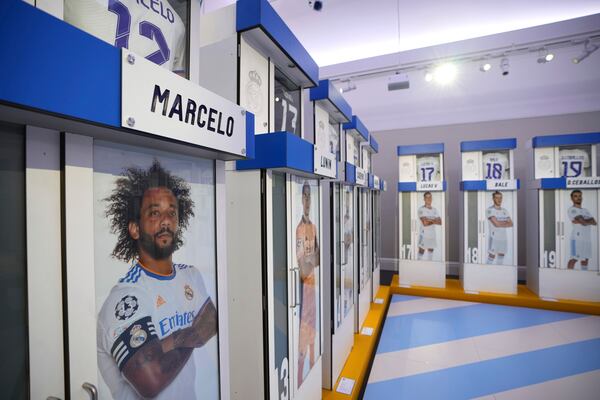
[[64, 0, 195, 77], [93, 141, 218, 399], [415, 191, 444, 262], [291, 177, 321, 389], [561, 189, 599, 271], [341, 185, 355, 319], [483, 191, 515, 266]]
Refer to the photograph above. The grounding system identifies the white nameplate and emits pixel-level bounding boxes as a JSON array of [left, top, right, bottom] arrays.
[[373, 175, 380, 188], [121, 49, 247, 157], [374, 297, 384, 304], [416, 181, 444, 191], [355, 166, 368, 186], [361, 327, 374, 336], [336, 377, 355, 395], [486, 179, 518, 190], [314, 148, 336, 178], [566, 177, 600, 188]]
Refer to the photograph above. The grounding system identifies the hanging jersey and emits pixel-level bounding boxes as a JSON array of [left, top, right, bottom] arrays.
[[274, 85, 300, 135], [65, 0, 186, 73], [482, 152, 510, 180], [329, 124, 339, 157], [559, 149, 590, 177], [418, 206, 440, 249], [486, 206, 512, 242], [97, 263, 211, 399], [416, 156, 440, 182]]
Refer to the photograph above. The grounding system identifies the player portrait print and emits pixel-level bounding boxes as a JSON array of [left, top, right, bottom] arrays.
[[64, 0, 190, 75], [93, 142, 219, 399], [416, 191, 443, 262], [342, 186, 355, 318], [563, 189, 598, 271], [291, 177, 320, 388], [484, 191, 515, 266]]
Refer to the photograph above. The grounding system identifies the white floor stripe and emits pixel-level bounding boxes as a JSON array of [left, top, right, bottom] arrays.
[[368, 316, 600, 384], [387, 297, 477, 317], [488, 369, 600, 400]]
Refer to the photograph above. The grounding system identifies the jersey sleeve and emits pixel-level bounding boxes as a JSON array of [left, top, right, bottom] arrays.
[[486, 207, 494, 219], [97, 285, 158, 372], [417, 207, 424, 218], [172, 16, 187, 73], [567, 207, 580, 221], [190, 267, 211, 308], [583, 151, 591, 168]]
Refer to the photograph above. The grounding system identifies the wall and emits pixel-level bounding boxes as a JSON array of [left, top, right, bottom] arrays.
[[372, 111, 600, 270]]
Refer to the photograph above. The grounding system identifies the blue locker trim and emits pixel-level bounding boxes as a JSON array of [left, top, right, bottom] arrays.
[[0, 0, 120, 127], [245, 112, 256, 159], [460, 180, 522, 191], [236, 0, 319, 86], [398, 182, 417, 192], [532, 132, 600, 148], [236, 132, 313, 172], [370, 136, 379, 153], [345, 162, 356, 184], [368, 174, 374, 188], [380, 180, 384, 190], [460, 138, 517, 152], [397, 143, 444, 156], [343, 115, 369, 141], [309, 80, 352, 123], [540, 177, 567, 189]]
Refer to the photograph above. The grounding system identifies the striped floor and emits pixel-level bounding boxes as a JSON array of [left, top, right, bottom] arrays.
[[364, 295, 600, 399]]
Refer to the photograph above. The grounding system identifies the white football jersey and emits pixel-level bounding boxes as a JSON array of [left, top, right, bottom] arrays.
[[418, 206, 440, 240], [416, 156, 440, 182], [559, 148, 590, 177], [97, 263, 211, 399], [486, 206, 512, 242], [329, 124, 339, 156], [568, 206, 594, 241], [65, 0, 186, 72], [483, 152, 510, 180]]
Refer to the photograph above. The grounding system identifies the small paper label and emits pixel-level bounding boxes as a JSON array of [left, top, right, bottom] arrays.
[[361, 327, 374, 336], [336, 377, 355, 395], [374, 298, 384, 304]]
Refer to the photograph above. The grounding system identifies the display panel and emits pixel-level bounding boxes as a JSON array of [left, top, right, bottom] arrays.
[[416, 154, 441, 182], [416, 191, 443, 262], [360, 189, 373, 288], [239, 39, 269, 134], [341, 185, 354, 319], [400, 192, 412, 260], [483, 191, 515, 266], [0, 123, 27, 399], [291, 177, 321, 388], [561, 189, 598, 271], [466, 191, 479, 263], [93, 142, 219, 399], [274, 69, 301, 136], [541, 191, 557, 268], [64, 0, 193, 77], [272, 172, 290, 400]]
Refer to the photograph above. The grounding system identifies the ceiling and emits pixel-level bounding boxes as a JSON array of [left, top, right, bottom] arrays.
[[203, 0, 600, 132]]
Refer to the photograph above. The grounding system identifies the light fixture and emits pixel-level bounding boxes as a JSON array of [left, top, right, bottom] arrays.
[[479, 62, 492, 72], [424, 70, 433, 82], [339, 80, 356, 93], [500, 58, 509, 76], [308, 1, 323, 11], [433, 63, 457, 85], [388, 72, 410, 91], [537, 48, 554, 63], [572, 39, 599, 64]]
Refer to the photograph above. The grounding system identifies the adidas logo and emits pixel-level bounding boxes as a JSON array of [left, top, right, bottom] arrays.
[[156, 295, 166, 308]]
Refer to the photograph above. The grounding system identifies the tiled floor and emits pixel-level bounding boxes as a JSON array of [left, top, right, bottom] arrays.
[[364, 295, 600, 399]]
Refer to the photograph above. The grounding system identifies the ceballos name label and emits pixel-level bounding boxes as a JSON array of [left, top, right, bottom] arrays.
[[566, 177, 600, 188]]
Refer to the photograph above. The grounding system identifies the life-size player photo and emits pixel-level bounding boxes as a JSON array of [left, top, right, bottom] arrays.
[[342, 186, 354, 319], [93, 142, 219, 399], [64, 0, 192, 75], [417, 191, 443, 262], [564, 189, 598, 271], [485, 191, 514, 266], [292, 178, 320, 388]]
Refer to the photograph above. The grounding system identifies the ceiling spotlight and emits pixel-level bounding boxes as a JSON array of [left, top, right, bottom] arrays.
[[339, 80, 356, 93], [433, 63, 457, 85], [479, 62, 492, 72], [308, 1, 323, 11], [500, 58, 509, 76], [537, 49, 554, 63], [388, 72, 410, 91], [572, 39, 599, 64], [424, 71, 433, 82]]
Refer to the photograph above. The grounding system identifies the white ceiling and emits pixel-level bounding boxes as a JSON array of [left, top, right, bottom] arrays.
[[203, 0, 600, 131]]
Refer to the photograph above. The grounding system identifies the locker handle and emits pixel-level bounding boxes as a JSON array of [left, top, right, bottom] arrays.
[[82, 383, 97, 400], [294, 269, 301, 307], [289, 269, 296, 309]]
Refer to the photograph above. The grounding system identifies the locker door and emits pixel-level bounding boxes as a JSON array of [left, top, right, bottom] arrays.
[[464, 191, 481, 264], [398, 191, 413, 260], [539, 190, 559, 269]]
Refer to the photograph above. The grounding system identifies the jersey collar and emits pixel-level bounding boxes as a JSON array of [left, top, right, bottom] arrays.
[[136, 261, 177, 281]]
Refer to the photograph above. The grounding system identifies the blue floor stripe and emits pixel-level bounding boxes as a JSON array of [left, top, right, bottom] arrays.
[[391, 294, 424, 303], [365, 338, 600, 400], [377, 303, 584, 353]]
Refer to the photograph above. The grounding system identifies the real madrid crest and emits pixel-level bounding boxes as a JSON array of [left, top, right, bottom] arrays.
[[246, 70, 263, 114], [184, 284, 194, 301], [130, 324, 147, 348]]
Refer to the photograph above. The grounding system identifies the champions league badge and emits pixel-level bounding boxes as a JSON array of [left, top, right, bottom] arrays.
[[115, 295, 139, 321], [246, 70, 263, 114], [184, 284, 194, 301], [129, 324, 147, 348]]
